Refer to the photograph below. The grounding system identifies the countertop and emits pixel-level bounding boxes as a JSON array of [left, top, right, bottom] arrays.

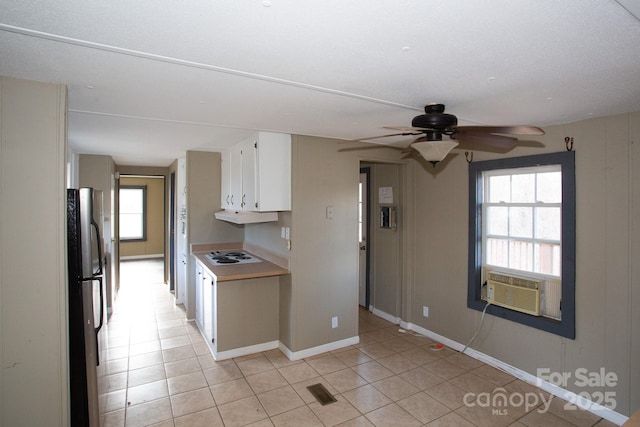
[[191, 243, 289, 282]]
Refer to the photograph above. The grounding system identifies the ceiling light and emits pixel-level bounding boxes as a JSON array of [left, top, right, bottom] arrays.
[[411, 140, 459, 163]]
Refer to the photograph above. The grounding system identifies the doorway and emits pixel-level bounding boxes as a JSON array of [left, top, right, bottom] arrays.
[[117, 175, 167, 284], [358, 162, 403, 319]]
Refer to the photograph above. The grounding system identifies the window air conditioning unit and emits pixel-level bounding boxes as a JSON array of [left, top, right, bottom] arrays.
[[486, 271, 542, 316]]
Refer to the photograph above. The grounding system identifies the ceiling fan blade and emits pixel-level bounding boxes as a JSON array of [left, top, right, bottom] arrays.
[[456, 125, 545, 135], [383, 126, 432, 132], [452, 132, 518, 152], [355, 131, 423, 142]]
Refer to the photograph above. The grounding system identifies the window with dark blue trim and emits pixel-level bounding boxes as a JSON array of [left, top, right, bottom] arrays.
[[468, 151, 576, 339], [119, 185, 148, 242]]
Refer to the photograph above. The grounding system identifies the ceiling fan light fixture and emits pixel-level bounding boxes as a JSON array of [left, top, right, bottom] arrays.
[[411, 140, 459, 162]]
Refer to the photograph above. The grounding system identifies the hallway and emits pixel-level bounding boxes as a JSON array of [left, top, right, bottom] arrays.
[[97, 260, 616, 427]]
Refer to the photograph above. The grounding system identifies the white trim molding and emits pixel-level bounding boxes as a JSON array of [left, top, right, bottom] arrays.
[[279, 336, 360, 361]]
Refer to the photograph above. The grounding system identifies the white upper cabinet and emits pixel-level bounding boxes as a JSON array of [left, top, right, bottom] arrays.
[[220, 132, 291, 213], [221, 144, 243, 210]]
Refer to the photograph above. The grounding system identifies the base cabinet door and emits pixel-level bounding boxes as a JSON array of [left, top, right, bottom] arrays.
[[202, 271, 215, 347], [194, 262, 204, 332]]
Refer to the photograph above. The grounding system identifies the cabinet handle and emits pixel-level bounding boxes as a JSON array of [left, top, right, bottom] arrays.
[[226, 195, 229, 205], [230, 195, 234, 205], [241, 194, 246, 207]]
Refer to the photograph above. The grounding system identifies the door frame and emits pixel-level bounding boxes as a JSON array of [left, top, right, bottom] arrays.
[[360, 166, 371, 309], [169, 172, 176, 291]]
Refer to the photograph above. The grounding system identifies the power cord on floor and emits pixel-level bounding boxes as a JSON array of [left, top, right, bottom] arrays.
[[461, 300, 491, 354]]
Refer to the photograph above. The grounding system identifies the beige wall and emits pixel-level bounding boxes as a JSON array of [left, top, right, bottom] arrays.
[[185, 151, 244, 319], [0, 77, 68, 425], [119, 176, 166, 257], [275, 114, 639, 416], [402, 112, 640, 416], [284, 136, 405, 352]]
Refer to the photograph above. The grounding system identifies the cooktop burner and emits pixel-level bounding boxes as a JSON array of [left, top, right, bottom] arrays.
[[205, 251, 263, 266]]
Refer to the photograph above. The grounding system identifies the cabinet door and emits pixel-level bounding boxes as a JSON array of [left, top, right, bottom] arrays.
[[220, 150, 231, 209], [241, 137, 257, 211], [254, 132, 291, 212], [195, 262, 204, 331], [202, 271, 214, 346], [229, 144, 243, 211]]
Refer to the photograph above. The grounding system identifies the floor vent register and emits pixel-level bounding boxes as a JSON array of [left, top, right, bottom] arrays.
[[306, 383, 337, 406]]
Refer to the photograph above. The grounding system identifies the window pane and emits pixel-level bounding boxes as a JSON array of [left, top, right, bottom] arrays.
[[535, 243, 561, 275], [120, 188, 143, 214], [120, 213, 143, 239], [509, 207, 532, 238], [537, 171, 562, 203], [487, 206, 508, 235], [535, 207, 561, 240], [512, 173, 535, 202], [486, 238, 509, 268], [488, 175, 510, 203], [508, 240, 534, 271]]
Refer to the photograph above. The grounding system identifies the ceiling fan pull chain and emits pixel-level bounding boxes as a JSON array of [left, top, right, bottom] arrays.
[[564, 136, 574, 151], [465, 151, 474, 163]]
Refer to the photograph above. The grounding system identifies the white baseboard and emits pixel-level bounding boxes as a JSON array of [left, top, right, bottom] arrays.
[[278, 336, 360, 361], [363, 308, 631, 426], [120, 254, 164, 260], [371, 306, 402, 324], [214, 341, 280, 361]]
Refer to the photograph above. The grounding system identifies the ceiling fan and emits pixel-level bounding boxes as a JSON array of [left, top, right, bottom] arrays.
[[359, 103, 545, 164]]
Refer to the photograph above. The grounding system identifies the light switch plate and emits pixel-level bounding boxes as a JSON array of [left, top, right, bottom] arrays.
[[326, 206, 334, 219]]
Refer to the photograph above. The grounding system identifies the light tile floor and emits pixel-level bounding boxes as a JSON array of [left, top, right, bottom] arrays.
[[98, 259, 619, 426]]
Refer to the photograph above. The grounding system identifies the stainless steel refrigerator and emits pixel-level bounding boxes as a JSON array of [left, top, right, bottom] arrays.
[[67, 188, 104, 427]]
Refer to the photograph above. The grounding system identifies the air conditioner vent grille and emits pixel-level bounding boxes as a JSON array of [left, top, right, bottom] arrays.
[[486, 271, 542, 316], [487, 271, 540, 290]]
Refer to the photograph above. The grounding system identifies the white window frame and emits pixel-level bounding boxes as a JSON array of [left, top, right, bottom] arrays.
[[481, 165, 562, 280]]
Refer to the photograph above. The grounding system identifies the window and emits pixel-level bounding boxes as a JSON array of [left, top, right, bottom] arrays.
[[119, 186, 147, 241], [483, 165, 561, 276], [468, 152, 576, 338]]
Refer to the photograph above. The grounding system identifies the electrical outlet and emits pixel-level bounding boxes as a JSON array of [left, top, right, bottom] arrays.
[[331, 316, 338, 328], [423, 306, 429, 317]]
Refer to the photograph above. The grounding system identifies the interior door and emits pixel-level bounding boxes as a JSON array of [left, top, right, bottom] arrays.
[[358, 169, 370, 307]]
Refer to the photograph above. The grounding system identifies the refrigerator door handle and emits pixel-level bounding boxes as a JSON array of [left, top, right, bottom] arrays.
[[95, 276, 104, 334], [92, 219, 103, 276]]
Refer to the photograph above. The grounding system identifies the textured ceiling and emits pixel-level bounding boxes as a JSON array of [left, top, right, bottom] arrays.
[[1, 1, 639, 166]]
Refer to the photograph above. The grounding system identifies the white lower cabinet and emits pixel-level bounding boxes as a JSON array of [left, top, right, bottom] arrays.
[[194, 260, 215, 350], [192, 256, 279, 360], [202, 270, 215, 348]]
